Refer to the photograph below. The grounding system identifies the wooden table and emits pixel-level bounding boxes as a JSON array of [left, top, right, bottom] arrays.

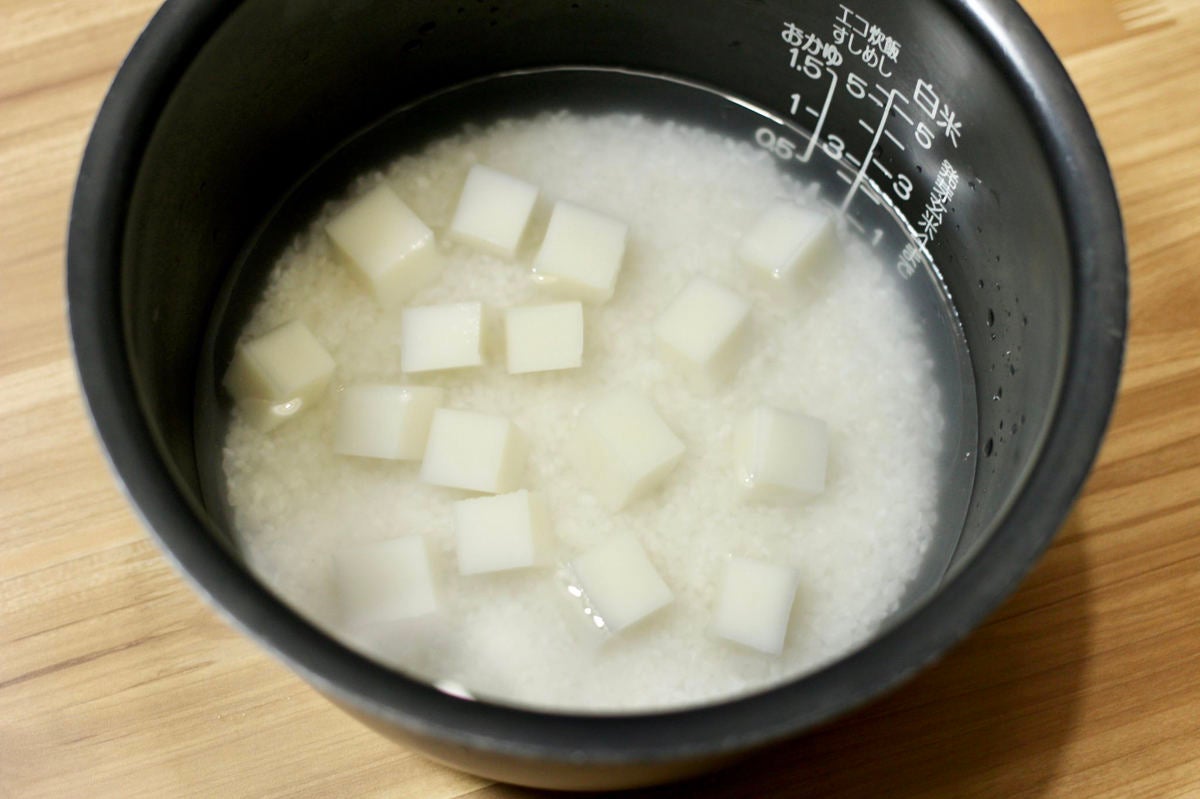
[[2, 1, 1197, 796]]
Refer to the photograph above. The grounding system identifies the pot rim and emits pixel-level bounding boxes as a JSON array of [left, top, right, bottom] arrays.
[[66, 0, 1126, 764]]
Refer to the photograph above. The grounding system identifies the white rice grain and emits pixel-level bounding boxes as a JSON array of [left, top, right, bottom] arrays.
[[223, 112, 944, 712]]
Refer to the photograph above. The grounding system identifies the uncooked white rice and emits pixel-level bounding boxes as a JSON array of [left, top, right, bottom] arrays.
[[222, 111, 944, 712]]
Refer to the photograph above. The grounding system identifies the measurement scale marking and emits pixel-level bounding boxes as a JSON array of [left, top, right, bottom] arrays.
[[796, 69, 840, 163], [884, 130, 906, 151], [842, 90, 897, 212]]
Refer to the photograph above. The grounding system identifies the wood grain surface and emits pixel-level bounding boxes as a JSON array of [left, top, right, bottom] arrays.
[[2, 1, 1198, 796]]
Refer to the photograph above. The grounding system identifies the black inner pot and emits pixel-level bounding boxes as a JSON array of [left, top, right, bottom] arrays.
[[68, 0, 1125, 790]]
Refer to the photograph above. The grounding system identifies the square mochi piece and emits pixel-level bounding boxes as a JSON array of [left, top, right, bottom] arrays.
[[333, 384, 444, 461], [532, 200, 628, 304], [401, 302, 486, 373], [566, 390, 685, 511], [571, 533, 673, 633], [733, 405, 829, 502], [736, 202, 841, 287], [224, 319, 335, 409], [453, 490, 551, 575], [325, 183, 441, 308], [654, 275, 751, 391], [420, 408, 527, 494], [712, 557, 798, 655], [504, 302, 584, 374], [335, 536, 437, 628], [449, 164, 538, 257]]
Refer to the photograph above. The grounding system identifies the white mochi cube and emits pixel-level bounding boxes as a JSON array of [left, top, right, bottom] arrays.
[[335, 536, 437, 627], [532, 200, 628, 304], [224, 320, 335, 412], [420, 408, 527, 494], [325, 184, 441, 308], [736, 202, 841, 287], [401, 302, 486, 373], [712, 557, 798, 654], [333, 384, 444, 461], [453, 490, 551, 575], [449, 165, 538, 256], [570, 534, 673, 632], [566, 390, 685, 510], [504, 302, 584, 374], [733, 406, 829, 501], [654, 275, 751, 391]]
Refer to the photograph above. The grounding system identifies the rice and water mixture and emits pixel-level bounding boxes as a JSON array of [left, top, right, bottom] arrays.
[[222, 112, 944, 711]]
